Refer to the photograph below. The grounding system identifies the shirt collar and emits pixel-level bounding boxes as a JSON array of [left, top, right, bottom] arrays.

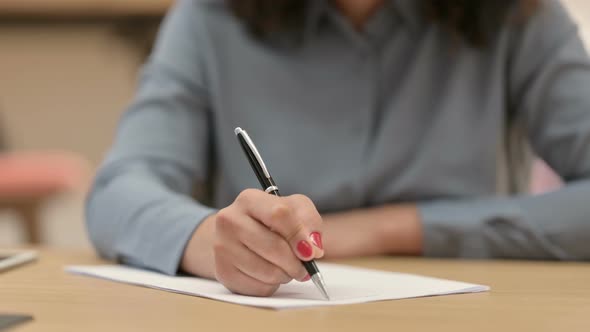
[[305, 0, 421, 38]]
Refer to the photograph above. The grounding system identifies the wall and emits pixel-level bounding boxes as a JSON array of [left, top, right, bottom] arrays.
[[0, 22, 147, 247], [567, 0, 590, 42]]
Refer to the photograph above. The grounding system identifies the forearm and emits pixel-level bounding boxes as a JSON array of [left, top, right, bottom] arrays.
[[322, 179, 590, 261], [420, 180, 590, 260], [321, 204, 423, 259], [86, 162, 216, 275]]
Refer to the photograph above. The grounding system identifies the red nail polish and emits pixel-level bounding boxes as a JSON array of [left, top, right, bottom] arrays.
[[302, 274, 311, 282], [310, 232, 323, 250], [297, 240, 313, 258]]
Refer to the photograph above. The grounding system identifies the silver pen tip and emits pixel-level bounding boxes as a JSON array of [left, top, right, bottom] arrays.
[[234, 127, 243, 135], [311, 273, 330, 301]]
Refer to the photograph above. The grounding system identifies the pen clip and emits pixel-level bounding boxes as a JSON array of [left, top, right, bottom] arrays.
[[235, 127, 271, 179]]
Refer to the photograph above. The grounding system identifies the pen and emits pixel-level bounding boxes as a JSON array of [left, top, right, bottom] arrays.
[[234, 127, 330, 300]]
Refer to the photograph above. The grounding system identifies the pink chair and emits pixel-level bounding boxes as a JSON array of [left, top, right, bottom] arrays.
[[0, 151, 90, 244]]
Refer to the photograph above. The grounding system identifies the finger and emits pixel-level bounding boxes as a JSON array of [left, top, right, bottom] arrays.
[[236, 214, 308, 281], [287, 194, 325, 259], [214, 257, 279, 297], [216, 203, 307, 281], [223, 240, 292, 285], [237, 189, 316, 261]]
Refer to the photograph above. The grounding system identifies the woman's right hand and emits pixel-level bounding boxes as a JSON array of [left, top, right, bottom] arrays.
[[181, 189, 324, 297]]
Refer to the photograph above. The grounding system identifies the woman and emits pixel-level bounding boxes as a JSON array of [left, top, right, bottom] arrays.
[[87, 0, 590, 297]]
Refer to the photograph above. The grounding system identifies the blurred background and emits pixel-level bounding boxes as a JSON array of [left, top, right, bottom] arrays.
[[0, 0, 588, 250]]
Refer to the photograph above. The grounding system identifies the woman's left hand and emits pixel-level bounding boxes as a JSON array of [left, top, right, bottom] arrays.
[[320, 204, 423, 259]]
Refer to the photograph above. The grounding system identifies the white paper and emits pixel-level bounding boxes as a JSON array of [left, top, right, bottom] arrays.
[[66, 263, 489, 309]]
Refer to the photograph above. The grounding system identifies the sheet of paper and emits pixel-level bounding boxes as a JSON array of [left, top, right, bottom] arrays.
[[66, 263, 489, 309]]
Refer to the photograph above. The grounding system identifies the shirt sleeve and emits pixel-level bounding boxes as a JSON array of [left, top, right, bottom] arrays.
[[86, 0, 217, 274], [419, 0, 590, 260]]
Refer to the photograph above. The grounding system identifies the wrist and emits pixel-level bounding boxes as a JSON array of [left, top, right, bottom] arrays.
[[180, 213, 217, 279], [379, 204, 423, 255]]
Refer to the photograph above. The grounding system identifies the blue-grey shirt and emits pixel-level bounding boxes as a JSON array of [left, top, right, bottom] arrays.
[[87, 0, 590, 274]]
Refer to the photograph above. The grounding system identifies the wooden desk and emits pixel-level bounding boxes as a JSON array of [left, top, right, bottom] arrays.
[[1, 249, 589, 332], [0, 0, 172, 18]]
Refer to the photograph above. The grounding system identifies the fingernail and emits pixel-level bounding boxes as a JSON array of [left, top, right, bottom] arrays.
[[310, 232, 323, 250], [297, 240, 313, 258], [302, 274, 311, 282]]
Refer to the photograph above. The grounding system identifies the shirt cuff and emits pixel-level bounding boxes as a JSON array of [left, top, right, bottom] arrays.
[[117, 202, 217, 275], [418, 199, 512, 259]]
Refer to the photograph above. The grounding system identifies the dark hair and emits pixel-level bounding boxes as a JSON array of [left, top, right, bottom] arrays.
[[226, 0, 540, 47]]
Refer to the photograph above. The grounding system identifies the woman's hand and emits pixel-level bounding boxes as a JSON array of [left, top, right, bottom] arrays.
[[181, 189, 324, 297]]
